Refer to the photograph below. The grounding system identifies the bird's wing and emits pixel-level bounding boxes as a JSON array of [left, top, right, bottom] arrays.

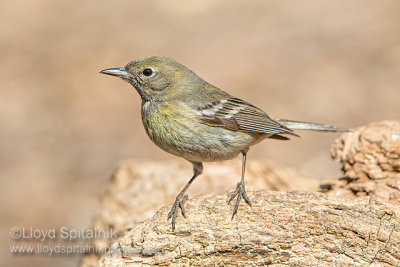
[[195, 97, 298, 136]]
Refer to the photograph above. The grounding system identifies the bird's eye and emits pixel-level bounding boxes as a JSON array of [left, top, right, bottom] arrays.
[[142, 68, 153, 76]]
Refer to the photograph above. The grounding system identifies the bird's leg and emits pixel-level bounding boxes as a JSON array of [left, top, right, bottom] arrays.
[[228, 147, 252, 219], [168, 162, 203, 230]]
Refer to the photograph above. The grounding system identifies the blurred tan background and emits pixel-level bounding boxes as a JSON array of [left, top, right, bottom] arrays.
[[1, 0, 399, 266]]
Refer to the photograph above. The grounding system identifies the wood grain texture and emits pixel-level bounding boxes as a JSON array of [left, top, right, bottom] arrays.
[[99, 190, 399, 266]]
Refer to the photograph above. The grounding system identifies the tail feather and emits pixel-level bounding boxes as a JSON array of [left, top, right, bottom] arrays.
[[274, 118, 348, 132]]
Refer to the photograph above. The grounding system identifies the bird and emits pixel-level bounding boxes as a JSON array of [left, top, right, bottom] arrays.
[[100, 56, 347, 230]]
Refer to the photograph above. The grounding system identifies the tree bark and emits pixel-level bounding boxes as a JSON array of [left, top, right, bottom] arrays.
[[99, 190, 399, 266], [81, 121, 400, 266]]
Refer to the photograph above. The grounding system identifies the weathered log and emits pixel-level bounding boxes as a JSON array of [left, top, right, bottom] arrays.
[[325, 121, 400, 208], [99, 190, 399, 266], [81, 121, 400, 266], [81, 160, 319, 266]]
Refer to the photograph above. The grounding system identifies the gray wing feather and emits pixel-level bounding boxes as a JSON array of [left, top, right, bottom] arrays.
[[197, 97, 298, 137]]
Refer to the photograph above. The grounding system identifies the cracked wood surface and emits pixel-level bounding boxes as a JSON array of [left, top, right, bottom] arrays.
[[325, 121, 400, 211], [86, 159, 318, 244], [80, 121, 400, 266], [81, 159, 319, 266], [98, 190, 399, 266]]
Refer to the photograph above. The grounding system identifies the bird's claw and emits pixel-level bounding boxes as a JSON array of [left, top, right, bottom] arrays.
[[167, 194, 189, 230], [228, 181, 252, 220]]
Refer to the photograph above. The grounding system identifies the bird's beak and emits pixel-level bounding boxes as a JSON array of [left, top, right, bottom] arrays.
[[99, 67, 128, 78]]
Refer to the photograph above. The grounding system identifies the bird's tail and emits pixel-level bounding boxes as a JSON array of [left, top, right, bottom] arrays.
[[274, 118, 348, 132]]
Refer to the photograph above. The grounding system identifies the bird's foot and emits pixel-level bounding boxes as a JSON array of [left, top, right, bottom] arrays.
[[167, 193, 189, 230], [228, 181, 252, 220]]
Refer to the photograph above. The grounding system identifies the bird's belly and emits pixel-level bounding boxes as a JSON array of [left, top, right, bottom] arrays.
[[162, 130, 257, 162], [142, 111, 262, 162]]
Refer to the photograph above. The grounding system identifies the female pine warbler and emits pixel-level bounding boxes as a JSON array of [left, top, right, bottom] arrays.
[[100, 56, 347, 230]]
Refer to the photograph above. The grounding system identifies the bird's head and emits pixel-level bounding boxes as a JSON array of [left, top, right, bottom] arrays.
[[100, 56, 204, 102]]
